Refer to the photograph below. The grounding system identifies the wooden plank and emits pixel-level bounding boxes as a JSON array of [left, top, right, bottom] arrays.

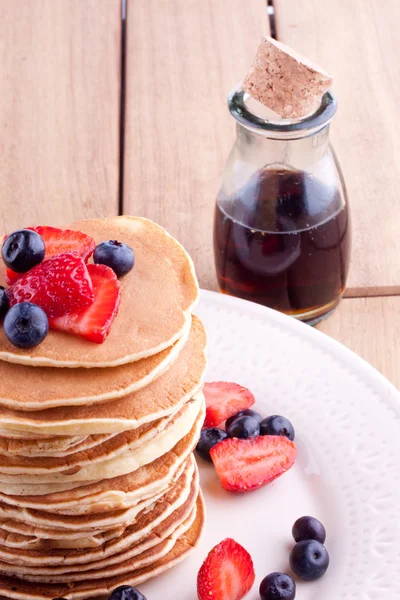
[[274, 0, 400, 297], [318, 296, 400, 389], [124, 0, 269, 290], [0, 0, 121, 231]]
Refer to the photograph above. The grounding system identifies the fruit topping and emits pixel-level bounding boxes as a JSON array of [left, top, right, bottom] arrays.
[[289, 539, 329, 580], [4, 226, 95, 284], [2, 229, 45, 273], [0, 287, 9, 318], [4, 302, 48, 348], [225, 408, 263, 429], [93, 240, 134, 277], [210, 435, 297, 493], [259, 572, 296, 600], [292, 516, 326, 544], [227, 415, 260, 439], [196, 427, 228, 462], [197, 538, 255, 600], [8, 253, 94, 319], [203, 382, 255, 428], [50, 264, 121, 343], [109, 586, 146, 600], [260, 415, 295, 441]]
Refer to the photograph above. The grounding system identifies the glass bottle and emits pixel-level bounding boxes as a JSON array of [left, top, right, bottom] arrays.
[[213, 89, 351, 325]]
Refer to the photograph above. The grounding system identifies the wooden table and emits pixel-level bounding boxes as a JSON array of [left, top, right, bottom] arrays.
[[0, 0, 398, 387]]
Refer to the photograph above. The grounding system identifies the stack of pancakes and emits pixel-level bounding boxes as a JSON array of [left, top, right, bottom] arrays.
[[0, 217, 206, 599]]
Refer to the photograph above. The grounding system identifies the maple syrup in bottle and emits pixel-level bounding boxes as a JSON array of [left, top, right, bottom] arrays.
[[214, 89, 351, 324]]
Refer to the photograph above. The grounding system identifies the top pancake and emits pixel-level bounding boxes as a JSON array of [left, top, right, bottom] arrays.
[[0, 217, 199, 367]]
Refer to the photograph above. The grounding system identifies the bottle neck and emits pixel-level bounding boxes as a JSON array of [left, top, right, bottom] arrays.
[[235, 122, 331, 172]]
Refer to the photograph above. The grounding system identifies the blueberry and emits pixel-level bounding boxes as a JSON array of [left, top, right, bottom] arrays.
[[4, 302, 48, 348], [109, 585, 146, 600], [289, 539, 329, 581], [0, 287, 9, 318], [260, 415, 295, 440], [196, 427, 227, 462], [93, 240, 134, 277], [259, 572, 296, 600], [2, 229, 45, 272], [227, 415, 260, 439], [292, 516, 326, 544], [225, 409, 263, 429]]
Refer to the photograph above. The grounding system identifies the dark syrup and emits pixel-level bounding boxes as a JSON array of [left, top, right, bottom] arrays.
[[214, 168, 351, 320]]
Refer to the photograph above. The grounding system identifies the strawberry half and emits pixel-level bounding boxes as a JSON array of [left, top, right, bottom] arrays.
[[50, 264, 121, 343], [210, 435, 297, 493], [8, 253, 94, 318], [197, 538, 255, 600], [203, 382, 255, 428], [5, 226, 95, 285]]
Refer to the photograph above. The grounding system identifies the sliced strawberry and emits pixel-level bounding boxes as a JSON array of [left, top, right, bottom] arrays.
[[197, 538, 255, 600], [8, 253, 94, 318], [210, 435, 297, 493], [5, 226, 95, 285], [203, 382, 255, 428], [50, 264, 121, 343]]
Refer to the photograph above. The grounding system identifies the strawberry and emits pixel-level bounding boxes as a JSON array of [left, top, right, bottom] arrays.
[[210, 435, 297, 493], [50, 264, 121, 343], [197, 538, 255, 600], [203, 382, 255, 428], [8, 253, 94, 318], [5, 226, 95, 285]]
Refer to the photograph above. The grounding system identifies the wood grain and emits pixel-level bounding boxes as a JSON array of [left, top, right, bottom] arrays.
[[319, 296, 400, 389], [124, 0, 269, 290], [0, 0, 121, 232], [274, 0, 400, 297]]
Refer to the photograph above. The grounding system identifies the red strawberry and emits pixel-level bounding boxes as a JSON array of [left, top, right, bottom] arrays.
[[5, 226, 95, 285], [197, 538, 255, 600], [50, 264, 121, 343], [210, 435, 297, 493], [203, 382, 255, 428], [8, 253, 94, 318]]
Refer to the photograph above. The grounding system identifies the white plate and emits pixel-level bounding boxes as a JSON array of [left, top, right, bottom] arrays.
[[141, 290, 400, 600]]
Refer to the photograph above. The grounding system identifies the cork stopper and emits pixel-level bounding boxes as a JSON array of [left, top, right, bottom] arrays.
[[243, 36, 333, 119]]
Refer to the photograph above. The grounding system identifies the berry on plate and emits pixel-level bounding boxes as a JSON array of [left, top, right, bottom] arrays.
[[292, 516, 326, 544], [289, 539, 329, 580], [197, 538, 255, 600], [4, 302, 48, 348], [259, 572, 296, 600], [210, 435, 297, 493], [227, 415, 260, 439], [109, 586, 146, 600], [260, 415, 295, 441], [93, 240, 134, 277], [4, 226, 96, 285], [50, 264, 121, 343], [2, 229, 45, 273], [196, 427, 228, 462], [225, 409, 263, 429], [203, 382, 255, 428], [0, 287, 9, 318], [8, 253, 94, 319]]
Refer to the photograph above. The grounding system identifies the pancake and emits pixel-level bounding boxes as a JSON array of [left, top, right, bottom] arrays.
[[0, 526, 125, 550], [0, 434, 117, 458], [0, 317, 190, 411], [0, 217, 199, 368], [0, 403, 185, 474], [0, 406, 203, 506], [0, 315, 206, 436], [0, 459, 198, 566], [0, 435, 90, 456], [0, 458, 195, 546], [0, 395, 203, 484], [0, 493, 205, 599]]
